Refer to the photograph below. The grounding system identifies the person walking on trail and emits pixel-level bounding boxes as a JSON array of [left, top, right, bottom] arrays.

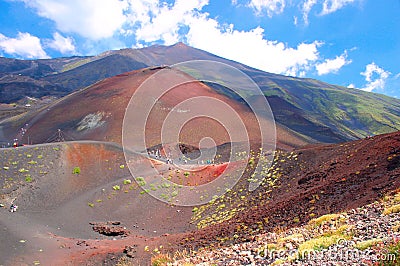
[[10, 203, 18, 212]]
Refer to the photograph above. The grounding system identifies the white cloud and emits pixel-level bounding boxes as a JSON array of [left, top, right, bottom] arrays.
[[301, 0, 317, 25], [360, 62, 391, 92], [121, 0, 323, 76], [0, 32, 48, 59], [321, 0, 357, 15], [13, 0, 335, 77], [123, 0, 322, 76], [47, 32, 76, 54], [315, 51, 351, 75], [185, 13, 321, 76], [21, 0, 129, 40], [300, 0, 358, 25], [131, 0, 209, 45], [247, 0, 286, 16]]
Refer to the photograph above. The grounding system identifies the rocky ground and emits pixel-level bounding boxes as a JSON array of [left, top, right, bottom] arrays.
[[173, 191, 400, 265], [0, 132, 399, 265]]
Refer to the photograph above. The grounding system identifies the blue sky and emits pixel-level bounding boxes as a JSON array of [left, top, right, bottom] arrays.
[[0, 0, 399, 97]]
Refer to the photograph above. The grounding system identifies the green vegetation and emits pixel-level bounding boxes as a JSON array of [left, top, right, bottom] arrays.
[[151, 253, 172, 266], [355, 238, 383, 251], [135, 177, 146, 187], [25, 175, 32, 182], [259, 79, 400, 140], [298, 225, 351, 258], [123, 179, 132, 185], [308, 213, 341, 227], [61, 58, 92, 72], [379, 240, 400, 266], [72, 167, 81, 174], [382, 204, 400, 215], [19, 168, 29, 173]]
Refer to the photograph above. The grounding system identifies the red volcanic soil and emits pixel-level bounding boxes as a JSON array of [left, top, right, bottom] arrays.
[[3, 131, 397, 265], [153, 161, 229, 186], [2, 67, 309, 150], [176, 131, 400, 250]]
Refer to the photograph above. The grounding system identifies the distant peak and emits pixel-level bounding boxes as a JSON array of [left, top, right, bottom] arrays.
[[172, 42, 188, 48]]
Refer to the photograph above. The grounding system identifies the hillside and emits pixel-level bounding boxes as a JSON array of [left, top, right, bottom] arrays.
[[1, 43, 400, 144], [0, 129, 398, 265], [0, 66, 308, 150]]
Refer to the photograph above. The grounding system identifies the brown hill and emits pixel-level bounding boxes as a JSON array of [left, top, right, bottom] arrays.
[[0, 66, 309, 150]]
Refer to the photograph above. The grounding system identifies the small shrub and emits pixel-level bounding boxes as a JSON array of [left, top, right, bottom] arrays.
[[123, 179, 132, 185], [394, 194, 400, 203], [88, 202, 94, 207], [135, 177, 146, 186], [308, 213, 340, 227], [72, 167, 81, 174], [383, 204, 400, 215], [151, 253, 172, 266], [355, 238, 383, 250], [298, 234, 343, 257], [119, 164, 125, 169], [113, 185, 120, 191], [25, 175, 32, 182]]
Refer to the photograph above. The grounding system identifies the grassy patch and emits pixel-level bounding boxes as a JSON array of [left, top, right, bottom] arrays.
[[355, 238, 383, 251], [151, 253, 172, 266], [382, 204, 400, 215], [297, 225, 351, 258], [308, 213, 341, 227]]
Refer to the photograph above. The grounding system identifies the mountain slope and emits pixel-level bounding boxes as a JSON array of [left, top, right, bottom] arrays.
[[0, 66, 308, 150], [1, 43, 400, 143], [103, 43, 400, 142], [42, 54, 147, 91]]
